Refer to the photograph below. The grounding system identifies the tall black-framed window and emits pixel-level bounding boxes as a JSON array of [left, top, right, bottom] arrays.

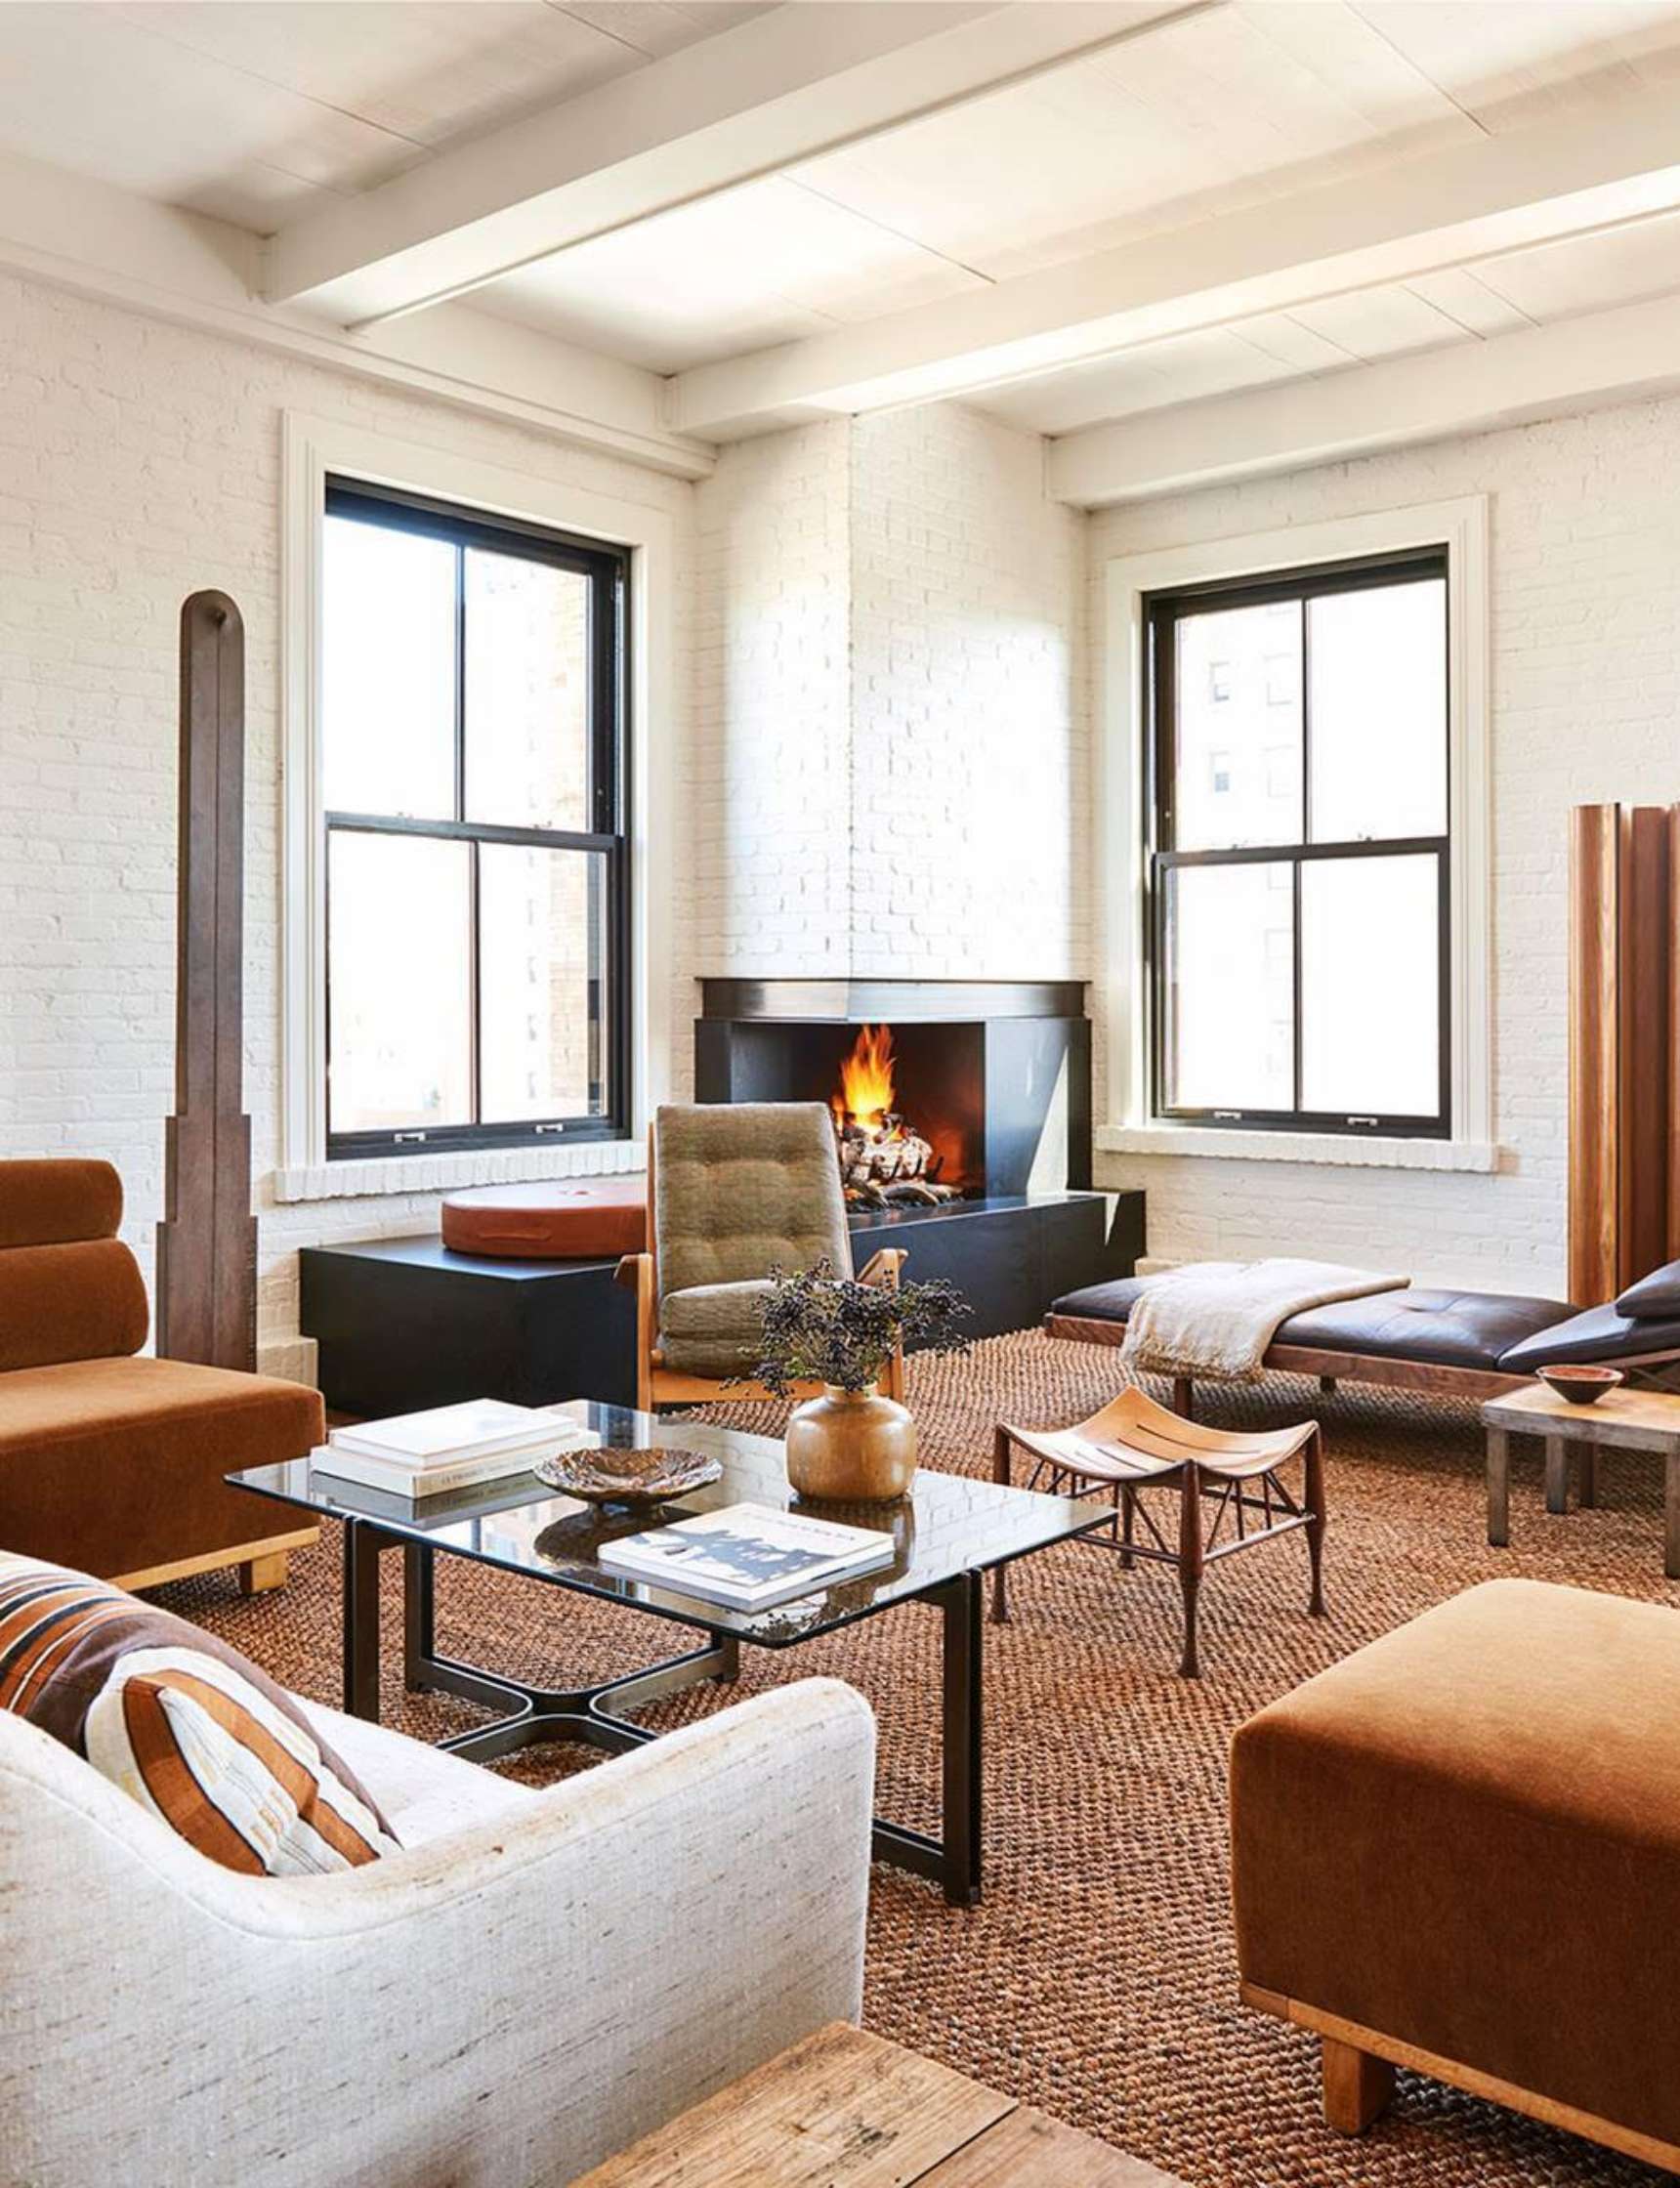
[[321, 477, 630, 1158], [1147, 547, 1449, 1139]]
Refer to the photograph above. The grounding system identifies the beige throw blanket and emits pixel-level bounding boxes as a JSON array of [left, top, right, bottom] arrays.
[[1120, 1259, 1409, 1383]]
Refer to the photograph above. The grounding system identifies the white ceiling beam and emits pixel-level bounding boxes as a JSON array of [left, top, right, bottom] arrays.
[[0, 147, 714, 479], [1045, 287, 1680, 505], [667, 84, 1680, 438], [264, 1, 1198, 328]]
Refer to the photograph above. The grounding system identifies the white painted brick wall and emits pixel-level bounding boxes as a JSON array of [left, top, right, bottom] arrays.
[[689, 420, 853, 975], [691, 404, 1086, 981], [1088, 396, 1680, 1297], [850, 407, 1086, 979], [0, 272, 693, 1376]]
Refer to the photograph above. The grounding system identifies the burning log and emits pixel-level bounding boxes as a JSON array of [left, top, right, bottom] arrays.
[[829, 1021, 961, 1207]]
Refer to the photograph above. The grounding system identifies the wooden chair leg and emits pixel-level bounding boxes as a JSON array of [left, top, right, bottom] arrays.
[[1172, 1376, 1195, 1420], [1177, 1465, 1203, 1677], [1120, 1483, 1136, 1571], [1322, 2037, 1395, 2135], [990, 1427, 1011, 1622], [1303, 1430, 1326, 1619], [1578, 1442, 1599, 1508], [239, 1551, 288, 1596]]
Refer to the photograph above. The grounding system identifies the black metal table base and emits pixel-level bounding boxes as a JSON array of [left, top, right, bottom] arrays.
[[341, 1519, 984, 1905]]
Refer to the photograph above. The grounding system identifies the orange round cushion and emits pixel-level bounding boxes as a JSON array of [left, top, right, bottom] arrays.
[[441, 1179, 648, 1260]]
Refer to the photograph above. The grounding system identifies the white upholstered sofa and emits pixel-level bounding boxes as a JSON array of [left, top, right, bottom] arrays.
[[0, 1676, 876, 2187]]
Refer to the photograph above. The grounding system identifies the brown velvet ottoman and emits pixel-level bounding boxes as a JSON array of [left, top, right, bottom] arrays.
[[1231, 1578, 1680, 2171], [441, 1179, 648, 1260]]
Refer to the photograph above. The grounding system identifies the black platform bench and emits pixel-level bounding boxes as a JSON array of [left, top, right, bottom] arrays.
[[304, 1189, 1144, 1419]]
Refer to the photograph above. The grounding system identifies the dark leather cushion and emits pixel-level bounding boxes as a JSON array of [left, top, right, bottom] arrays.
[[1615, 1257, 1680, 1320], [1051, 1277, 1149, 1324], [1499, 1301, 1680, 1372], [1051, 1277, 1576, 1373], [1277, 1288, 1574, 1371]]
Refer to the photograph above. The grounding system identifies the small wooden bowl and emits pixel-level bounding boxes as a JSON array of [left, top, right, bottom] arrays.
[[535, 1446, 722, 1506], [1537, 1365, 1624, 1406]]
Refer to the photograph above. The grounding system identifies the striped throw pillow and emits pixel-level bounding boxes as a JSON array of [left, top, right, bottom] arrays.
[[0, 1552, 398, 1873]]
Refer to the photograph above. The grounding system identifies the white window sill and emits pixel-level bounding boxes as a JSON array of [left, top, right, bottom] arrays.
[[273, 1139, 645, 1204], [1095, 1124, 1500, 1174]]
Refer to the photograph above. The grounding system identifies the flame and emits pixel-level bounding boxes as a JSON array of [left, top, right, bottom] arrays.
[[833, 1023, 898, 1136]]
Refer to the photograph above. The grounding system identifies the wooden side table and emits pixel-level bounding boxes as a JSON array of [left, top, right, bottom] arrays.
[[578, 2022, 1183, 2187], [1482, 1383, 1680, 1578]]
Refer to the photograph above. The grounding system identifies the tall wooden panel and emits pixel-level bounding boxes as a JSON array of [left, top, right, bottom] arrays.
[[1570, 806, 1619, 1306], [1620, 807, 1672, 1285], [156, 591, 257, 1369], [1569, 803, 1679, 1306]]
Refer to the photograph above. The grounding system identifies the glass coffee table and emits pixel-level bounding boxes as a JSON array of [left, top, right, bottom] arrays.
[[231, 1401, 1104, 1905]]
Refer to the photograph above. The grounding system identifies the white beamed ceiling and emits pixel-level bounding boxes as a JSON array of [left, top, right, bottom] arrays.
[[6, 1, 1680, 474], [0, 1, 771, 230]]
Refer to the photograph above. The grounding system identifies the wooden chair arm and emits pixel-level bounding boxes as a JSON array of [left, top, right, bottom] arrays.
[[615, 1251, 652, 1292], [857, 1247, 906, 1289]]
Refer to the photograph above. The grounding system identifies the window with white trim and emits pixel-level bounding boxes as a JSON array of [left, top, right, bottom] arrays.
[[1147, 549, 1450, 1139], [321, 478, 630, 1157]]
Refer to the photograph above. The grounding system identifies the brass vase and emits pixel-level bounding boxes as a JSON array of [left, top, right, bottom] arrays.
[[785, 1383, 916, 1502]]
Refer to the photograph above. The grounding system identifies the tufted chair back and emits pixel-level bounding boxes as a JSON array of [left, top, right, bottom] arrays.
[[652, 1103, 851, 1303]]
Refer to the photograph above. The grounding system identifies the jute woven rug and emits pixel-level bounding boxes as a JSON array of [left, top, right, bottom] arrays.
[[166, 1331, 1677, 2188]]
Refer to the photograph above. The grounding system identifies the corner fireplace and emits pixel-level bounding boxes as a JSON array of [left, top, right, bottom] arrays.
[[694, 979, 1091, 1204]]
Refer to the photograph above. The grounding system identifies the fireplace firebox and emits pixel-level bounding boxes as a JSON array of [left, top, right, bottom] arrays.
[[694, 980, 1092, 1203]]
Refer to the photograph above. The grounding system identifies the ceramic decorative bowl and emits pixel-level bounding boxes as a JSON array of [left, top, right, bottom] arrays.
[[1537, 1365, 1624, 1406], [535, 1446, 722, 1506]]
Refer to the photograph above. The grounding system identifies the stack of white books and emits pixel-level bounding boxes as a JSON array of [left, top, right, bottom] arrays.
[[317, 1400, 598, 1498]]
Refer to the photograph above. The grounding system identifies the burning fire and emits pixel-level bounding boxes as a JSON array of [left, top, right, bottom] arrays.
[[832, 1023, 899, 1137]]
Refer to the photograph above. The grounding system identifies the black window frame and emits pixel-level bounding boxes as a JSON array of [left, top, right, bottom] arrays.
[[1146, 545, 1451, 1141], [323, 476, 631, 1160]]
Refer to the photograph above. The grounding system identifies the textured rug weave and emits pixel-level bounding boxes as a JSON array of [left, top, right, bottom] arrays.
[[165, 1331, 1677, 2188]]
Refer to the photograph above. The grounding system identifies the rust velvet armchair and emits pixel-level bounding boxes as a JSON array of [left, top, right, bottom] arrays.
[[0, 1158, 320, 1592]]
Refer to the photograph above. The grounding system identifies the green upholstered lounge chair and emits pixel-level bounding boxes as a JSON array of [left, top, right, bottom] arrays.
[[616, 1103, 905, 1412]]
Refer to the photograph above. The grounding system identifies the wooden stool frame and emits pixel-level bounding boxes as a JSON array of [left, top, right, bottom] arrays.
[[990, 1391, 1326, 1676]]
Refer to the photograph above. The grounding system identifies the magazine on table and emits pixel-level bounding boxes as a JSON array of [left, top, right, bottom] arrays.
[[599, 1501, 896, 1611]]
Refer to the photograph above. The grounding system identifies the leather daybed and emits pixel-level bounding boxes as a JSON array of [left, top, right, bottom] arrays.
[[1047, 1274, 1680, 1409]]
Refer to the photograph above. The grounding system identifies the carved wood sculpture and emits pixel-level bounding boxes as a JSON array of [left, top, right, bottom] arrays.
[[1569, 803, 1680, 1305], [156, 591, 257, 1370]]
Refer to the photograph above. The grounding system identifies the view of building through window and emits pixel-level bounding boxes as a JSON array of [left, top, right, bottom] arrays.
[[1151, 558, 1449, 1135], [321, 482, 626, 1155]]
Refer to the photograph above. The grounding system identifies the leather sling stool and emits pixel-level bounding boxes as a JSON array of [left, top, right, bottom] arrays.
[[1231, 1579, 1680, 2174]]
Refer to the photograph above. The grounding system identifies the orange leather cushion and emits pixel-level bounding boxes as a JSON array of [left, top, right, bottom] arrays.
[[0, 1158, 123, 1247], [0, 1240, 149, 1370], [0, 1356, 324, 1581], [441, 1179, 648, 1260], [1232, 1578, 1680, 2151]]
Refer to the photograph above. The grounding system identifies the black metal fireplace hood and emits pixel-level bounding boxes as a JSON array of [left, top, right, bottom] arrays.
[[698, 978, 1085, 1022]]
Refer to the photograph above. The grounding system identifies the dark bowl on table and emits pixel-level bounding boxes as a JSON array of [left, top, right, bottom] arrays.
[[1537, 1365, 1624, 1406]]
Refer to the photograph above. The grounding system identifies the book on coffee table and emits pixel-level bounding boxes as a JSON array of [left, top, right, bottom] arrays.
[[319, 1401, 598, 1498], [599, 1502, 896, 1611]]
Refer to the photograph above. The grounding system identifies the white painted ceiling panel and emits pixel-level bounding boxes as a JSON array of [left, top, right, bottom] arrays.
[[1403, 266, 1536, 337], [118, 3, 645, 150], [1351, 1, 1680, 132], [791, 0, 1474, 281], [1287, 283, 1482, 362], [0, 1, 772, 228], [1468, 208, 1680, 321], [479, 174, 987, 373], [970, 325, 1296, 435]]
